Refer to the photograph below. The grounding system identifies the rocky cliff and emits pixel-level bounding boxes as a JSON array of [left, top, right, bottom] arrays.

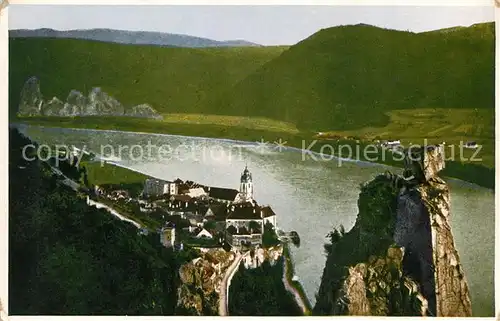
[[17, 76, 163, 119], [18, 76, 44, 116], [176, 249, 233, 315], [176, 246, 284, 315], [314, 145, 472, 316]]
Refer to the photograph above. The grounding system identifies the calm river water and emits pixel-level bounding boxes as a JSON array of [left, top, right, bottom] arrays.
[[17, 125, 495, 316]]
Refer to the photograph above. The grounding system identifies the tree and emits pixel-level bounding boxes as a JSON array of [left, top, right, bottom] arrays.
[[262, 222, 279, 247], [249, 220, 261, 232]]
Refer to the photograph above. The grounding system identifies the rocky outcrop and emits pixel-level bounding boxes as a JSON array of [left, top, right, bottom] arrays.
[[87, 87, 124, 116], [176, 247, 285, 315], [41, 97, 65, 116], [417, 178, 471, 316], [340, 247, 428, 316], [17, 76, 162, 119], [176, 249, 235, 315], [242, 246, 282, 269], [314, 145, 471, 317], [397, 145, 471, 316], [63, 90, 88, 116], [18, 76, 44, 116], [125, 103, 163, 119]]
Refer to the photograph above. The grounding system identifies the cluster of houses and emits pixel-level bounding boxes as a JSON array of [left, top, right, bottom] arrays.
[[379, 139, 402, 149], [377, 139, 480, 151], [133, 166, 277, 249]]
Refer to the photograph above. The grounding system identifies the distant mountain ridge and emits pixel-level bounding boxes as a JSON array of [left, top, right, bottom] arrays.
[[9, 28, 261, 48]]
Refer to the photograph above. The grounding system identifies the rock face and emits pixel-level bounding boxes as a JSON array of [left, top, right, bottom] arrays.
[[87, 87, 124, 116], [17, 76, 162, 119], [419, 179, 472, 316], [243, 246, 282, 269], [125, 103, 163, 119], [340, 247, 428, 316], [18, 76, 44, 116], [404, 145, 446, 182], [176, 249, 234, 315], [41, 97, 64, 116], [176, 247, 285, 315], [314, 145, 471, 317], [397, 145, 471, 316], [63, 90, 88, 116]]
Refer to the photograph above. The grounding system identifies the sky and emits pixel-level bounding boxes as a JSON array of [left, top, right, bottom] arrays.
[[8, 5, 495, 45]]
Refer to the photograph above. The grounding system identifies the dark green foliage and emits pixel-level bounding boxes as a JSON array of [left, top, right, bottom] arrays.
[[248, 220, 260, 231], [47, 155, 81, 181], [81, 166, 89, 187], [92, 195, 162, 230], [262, 222, 280, 248], [357, 175, 399, 236], [9, 128, 192, 315], [228, 260, 301, 316], [324, 224, 345, 255], [203, 220, 217, 230], [99, 182, 145, 197]]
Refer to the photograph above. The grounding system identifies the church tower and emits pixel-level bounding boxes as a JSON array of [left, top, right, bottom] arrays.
[[239, 166, 253, 201]]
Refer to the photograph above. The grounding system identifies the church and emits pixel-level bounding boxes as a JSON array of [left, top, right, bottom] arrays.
[[234, 165, 254, 203], [225, 166, 277, 248]]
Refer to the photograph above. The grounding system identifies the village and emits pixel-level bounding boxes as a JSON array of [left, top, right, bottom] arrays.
[[92, 165, 287, 251]]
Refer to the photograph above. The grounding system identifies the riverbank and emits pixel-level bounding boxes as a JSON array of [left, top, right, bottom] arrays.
[[282, 244, 313, 315], [13, 121, 494, 190]]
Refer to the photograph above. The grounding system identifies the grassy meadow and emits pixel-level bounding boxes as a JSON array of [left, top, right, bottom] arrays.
[[81, 160, 148, 187], [9, 22, 495, 188]]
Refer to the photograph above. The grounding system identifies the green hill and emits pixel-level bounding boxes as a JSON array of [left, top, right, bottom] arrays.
[[211, 23, 494, 131], [9, 37, 288, 117], [9, 23, 495, 187], [10, 23, 494, 129]]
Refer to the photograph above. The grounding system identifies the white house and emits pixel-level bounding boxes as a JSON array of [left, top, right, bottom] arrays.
[[143, 178, 178, 196], [464, 141, 478, 149], [186, 187, 207, 198], [383, 140, 401, 147]]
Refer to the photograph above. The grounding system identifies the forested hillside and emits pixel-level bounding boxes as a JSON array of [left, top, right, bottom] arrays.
[[214, 23, 495, 130], [9, 128, 196, 314]]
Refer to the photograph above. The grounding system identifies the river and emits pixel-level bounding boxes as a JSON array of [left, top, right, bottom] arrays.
[[16, 125, 495, 316]]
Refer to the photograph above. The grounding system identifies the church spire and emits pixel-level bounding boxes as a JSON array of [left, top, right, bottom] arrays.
[[239, 165, 253, 201]]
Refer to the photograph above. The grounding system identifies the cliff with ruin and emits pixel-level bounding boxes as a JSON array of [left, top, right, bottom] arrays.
[[314, 145, 472, 316], [17, 76, 163, 119]]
